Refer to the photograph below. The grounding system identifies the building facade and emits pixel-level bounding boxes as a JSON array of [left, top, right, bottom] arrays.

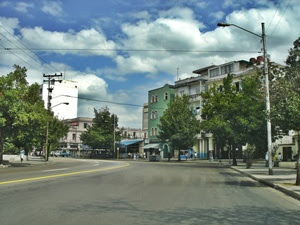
[[40, 80, 78, 120], [59, 117, 93, 153], [145, 84, 175, 158]]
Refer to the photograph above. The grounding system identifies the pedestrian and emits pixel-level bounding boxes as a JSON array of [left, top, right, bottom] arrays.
[[20, 148, 25, 163], [265, 151, 269, 167], [277, 152, 282, 161], [209, 151, 213, 162]]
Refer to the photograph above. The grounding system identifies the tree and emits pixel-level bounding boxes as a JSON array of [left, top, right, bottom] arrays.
[[0, 65, 33, 164], [271, 38, 300, 185], [12, 83, 49, 159], [158, 95, 200, 161], [201, 74, 268, 166], [81, 107, 121, 157]]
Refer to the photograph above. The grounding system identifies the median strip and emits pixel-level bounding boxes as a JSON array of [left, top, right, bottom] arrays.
[[0, 162, 130, 185]]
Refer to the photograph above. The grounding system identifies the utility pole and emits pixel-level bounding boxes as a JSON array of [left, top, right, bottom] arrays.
[[43, 73, 63, 161], [262, 23, 273, 175]]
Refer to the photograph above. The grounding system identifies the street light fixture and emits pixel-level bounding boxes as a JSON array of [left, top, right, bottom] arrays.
[[45, 102, 69, 162], [217, 22, 273, 175]]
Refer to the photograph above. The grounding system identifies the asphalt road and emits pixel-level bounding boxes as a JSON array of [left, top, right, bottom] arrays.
[[0, 159, 299, 225]]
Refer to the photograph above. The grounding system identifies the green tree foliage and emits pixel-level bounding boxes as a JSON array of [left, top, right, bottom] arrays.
[[271, 38, 300, 133], [158, 95, 200, 161], [0, 65, 68, 163], [81, 107, 121, 156], [0, 65, 32, 163], [200, 74, 267, 165], [270, 38, 300, 185]]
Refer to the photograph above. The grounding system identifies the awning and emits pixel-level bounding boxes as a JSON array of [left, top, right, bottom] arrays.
[[120, 139, 143, 147], [143, 143, 160, 149]]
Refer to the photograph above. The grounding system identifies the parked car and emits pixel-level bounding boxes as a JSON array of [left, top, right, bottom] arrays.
[[50, 151, 60, 157], [60, 150, 70, 157]]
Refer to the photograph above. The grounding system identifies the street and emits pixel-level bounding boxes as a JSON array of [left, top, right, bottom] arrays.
[[0, 158, 299, 225]]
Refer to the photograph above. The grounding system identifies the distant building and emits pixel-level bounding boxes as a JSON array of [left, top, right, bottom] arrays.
[[142, 103, 148, 131], [121, 127, 147, 139], [40, 80, 78, 120], [59, 117, 93, 152]]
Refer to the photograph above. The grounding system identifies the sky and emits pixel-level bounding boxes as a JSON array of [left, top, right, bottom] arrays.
[[0, 0, 299, 128]]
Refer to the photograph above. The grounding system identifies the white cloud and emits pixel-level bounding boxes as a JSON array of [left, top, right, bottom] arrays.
[[15, 2, 34, 13], [42, 1, 63, 17], [0, 1, 11, 8], [20, 27, 116, 57], [210, 11, 225, 22], [130, 11, 151, 20]]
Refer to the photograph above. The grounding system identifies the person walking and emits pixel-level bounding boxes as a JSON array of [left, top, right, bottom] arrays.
[[20, 148, 25, 163], [265, 151, 269, 167]]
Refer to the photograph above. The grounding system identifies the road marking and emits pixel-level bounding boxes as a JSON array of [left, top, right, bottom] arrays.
[[42, 168, 68, 172], [0, 163, 130, 185]]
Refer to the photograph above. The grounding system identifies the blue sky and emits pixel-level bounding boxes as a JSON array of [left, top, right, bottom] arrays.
[[0, 0, 299, 128]]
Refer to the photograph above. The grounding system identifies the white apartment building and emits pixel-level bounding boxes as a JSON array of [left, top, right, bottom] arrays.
[[40, 80, 78, 120]]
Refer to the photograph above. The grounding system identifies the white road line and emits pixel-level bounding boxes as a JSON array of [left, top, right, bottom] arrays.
[[42, 168, 68, 172]]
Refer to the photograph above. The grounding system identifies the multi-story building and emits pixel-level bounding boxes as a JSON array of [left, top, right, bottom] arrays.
[[40, 80, 78, 120], [144, 84, 175, 158], [121, 127, 147, 139], [59, 117, 93, 154], [142, 103, 148, 134]]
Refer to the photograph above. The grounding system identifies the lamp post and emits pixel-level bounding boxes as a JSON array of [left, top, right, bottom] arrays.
[[217, 22, 273, 175], [45, 102, 69, 162]]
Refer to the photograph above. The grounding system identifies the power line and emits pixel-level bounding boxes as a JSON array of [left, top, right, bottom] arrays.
[[269, 0, 292, 39], [0, 47, 262, 54], [59, 94, 144, 108], [0, 33, 47, 72], [0, 43, 44, 73], [266, 0, 283, 33], [0, 24, 60, 73]]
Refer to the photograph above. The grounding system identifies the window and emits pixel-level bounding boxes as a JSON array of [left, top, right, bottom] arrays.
[[154, 128, 158, 136], [151, 128, 154, 136], [221, 64, 233, 74], [180, 90, 185, 96], [235, 82, 240, 92], [210, 68, 219, 77], [164, 92, 168, 100], [155, 95, 158, 102], [133, 132, 136, 138], [72, 133, 76, 140], [84, 123, 89, 129]]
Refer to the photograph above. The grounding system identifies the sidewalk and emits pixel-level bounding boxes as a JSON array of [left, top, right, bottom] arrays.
[[227, 161, 300, 201], [1, 154, 47, 168]]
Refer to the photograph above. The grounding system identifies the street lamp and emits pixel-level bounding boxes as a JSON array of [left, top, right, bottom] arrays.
[[217, 22, 273, 175], [45, 102, 69, 161]]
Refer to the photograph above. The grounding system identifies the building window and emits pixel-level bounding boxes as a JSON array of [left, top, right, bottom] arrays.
[[133, 132, 136, 138], [210, 68, 219, 77], [180, 90, 185, 96], [72, 133, 76, 140], [84, 123, 89, 129], [164, 92, 168, 100], [151, 110, 158, 119], [151, 128, 154, 136], [155, 95, 158, 102], [235, 82, 240, 92], [151, 95, 155, 103], [144, 133, 147, 138], [221, 64, 233, 74], [154, 128, 158, 136]]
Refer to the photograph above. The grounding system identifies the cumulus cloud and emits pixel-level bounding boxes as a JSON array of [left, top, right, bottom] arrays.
[[15, 2, 34, 13], [20, 27, 116, 57], [210, 11, 225, 22], [42, 1, 64, 17]]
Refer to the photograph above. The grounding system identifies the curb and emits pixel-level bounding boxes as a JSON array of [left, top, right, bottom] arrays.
[[230, 166, 300, 201]]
